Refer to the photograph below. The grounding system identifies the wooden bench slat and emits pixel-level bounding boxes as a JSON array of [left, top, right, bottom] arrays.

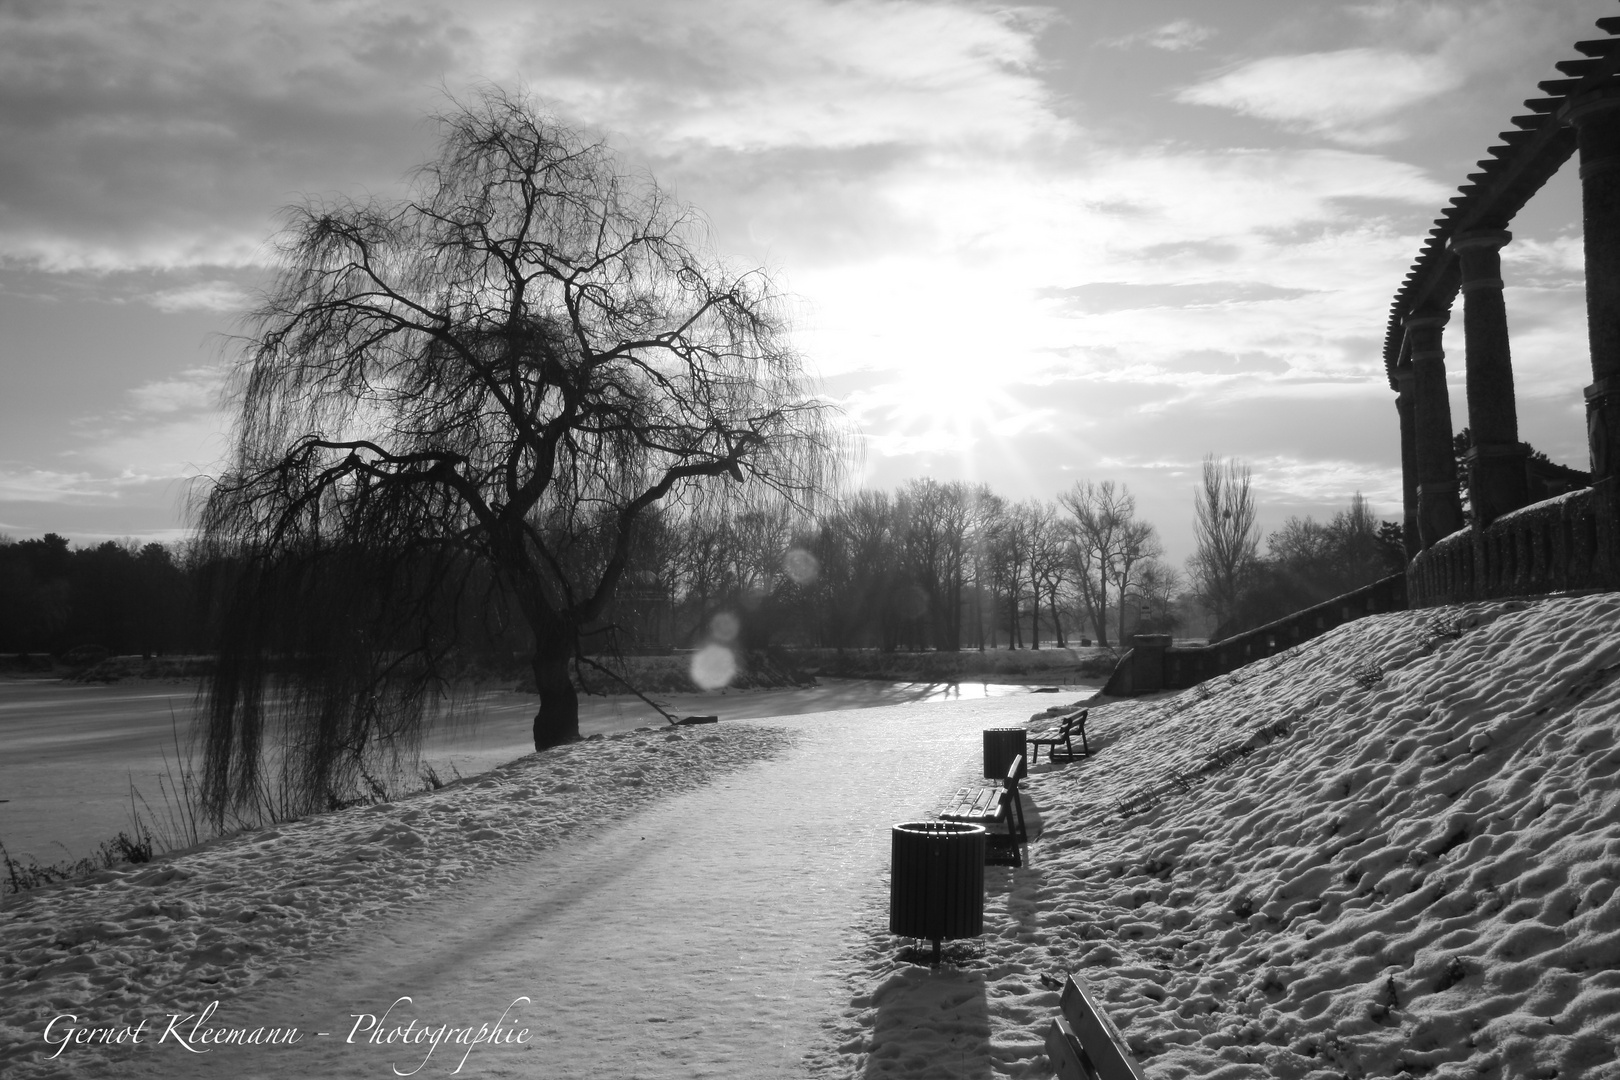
[[1045, 1017, 1094, 1080], [941, 786, 1004, 823], [1056, 976, 1147, 1080], [940, 753, 1025, 866]]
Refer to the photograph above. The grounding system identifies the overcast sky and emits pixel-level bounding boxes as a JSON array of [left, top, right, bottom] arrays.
[[0, 0, 1611, 563]]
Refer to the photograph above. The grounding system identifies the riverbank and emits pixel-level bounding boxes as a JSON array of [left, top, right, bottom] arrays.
[[0, 677, 1094, 866], [796, 644, 1118, 684], [3, 643, 1120, 693]]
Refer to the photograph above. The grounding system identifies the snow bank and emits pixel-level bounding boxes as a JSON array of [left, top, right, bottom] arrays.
[[820, 592, 1620, 1080], [0, 723, 793, 1078]]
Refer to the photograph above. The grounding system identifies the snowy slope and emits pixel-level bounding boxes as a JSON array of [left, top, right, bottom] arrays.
[[821, 592, 1620, 1080]]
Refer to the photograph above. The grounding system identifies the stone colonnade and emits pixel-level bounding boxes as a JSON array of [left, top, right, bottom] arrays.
[[1397, 88, 1620, 598]]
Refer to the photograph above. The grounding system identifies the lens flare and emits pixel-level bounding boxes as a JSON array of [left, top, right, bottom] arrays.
[[784, 548, 819, 585], [689, 643, 737, 690], [709, 611, 741, 643]]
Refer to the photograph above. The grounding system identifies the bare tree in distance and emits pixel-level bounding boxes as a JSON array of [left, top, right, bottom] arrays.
[[1026, 500, 1069, 649], [195, 89, 841, 822], [897, 479, 949, 650], [935, 481, 973, 651], [984, 499, 1032, 648], [1014, 501, 1049, 650], [1060, 480, 1128, 648], [1107, 515, 1162, 645], [1134, 559, 1184, 634], [1187, 455, 1259, 633], [1060, 480, 1158, 648], [965, 485, 1004, 650]]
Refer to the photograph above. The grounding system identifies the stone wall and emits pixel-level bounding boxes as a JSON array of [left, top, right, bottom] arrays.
[[1103, 573, 1409, 695]]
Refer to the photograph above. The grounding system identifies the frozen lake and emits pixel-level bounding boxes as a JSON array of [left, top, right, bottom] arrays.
[[0, 675, 1094, 863]]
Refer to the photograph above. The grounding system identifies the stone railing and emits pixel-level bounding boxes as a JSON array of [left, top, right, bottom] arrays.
[[1408, 485, 1608, 605], [1103, 573, 1408, 695], [1405, 526, 1473, 608]]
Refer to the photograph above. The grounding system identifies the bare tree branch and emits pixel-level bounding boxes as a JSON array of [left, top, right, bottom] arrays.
[[195, 88, 844, 823]]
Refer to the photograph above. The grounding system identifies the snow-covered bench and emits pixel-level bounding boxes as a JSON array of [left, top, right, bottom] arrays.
[[1029, 708, 1088, 764], [940, 754, 1027, 867], [1045, 974, 1147, 1080]]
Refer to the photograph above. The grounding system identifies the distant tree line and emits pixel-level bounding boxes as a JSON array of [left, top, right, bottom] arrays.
[[0, 465, 1405, 664], [618, 477, 1186, 655], [0, 477, 1178, 663], [0, 534, 198, 657]]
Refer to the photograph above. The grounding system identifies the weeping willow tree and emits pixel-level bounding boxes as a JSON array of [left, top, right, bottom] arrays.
[[195, 89, 839, 822]]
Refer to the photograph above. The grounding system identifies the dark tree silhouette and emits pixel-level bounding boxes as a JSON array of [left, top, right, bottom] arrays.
[[196, 90, 838, 821], [1452, 427, 1589, 520]]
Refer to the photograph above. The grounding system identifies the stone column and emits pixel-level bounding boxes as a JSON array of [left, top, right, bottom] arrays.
[[1451, 229, 1529, 526], [1407, 312, 1464, 549], [1393, 362, 1419, 560], [1569, 90, 1620, 585]]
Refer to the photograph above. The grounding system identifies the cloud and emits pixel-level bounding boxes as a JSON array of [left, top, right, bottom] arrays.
[[521, 0, 1060, 154], [1503, 236, 1585, 282], [770, 140, 1450, 461], [1175, 1, 1614, 149], [1104, 19, 1216, 53], [143, 280, 252, 314], [1346, 0, 1596, 67], [1177, 48, 1463, 145], [0, 1, 437, 272], [4, 0, 1552, 554], [1041, 281, 1316, 315], [125, 367, 224, 415], [39, 367, 234, 494], [80, 413, 229, 483], [0, 0, 1066, 274], [1239, 455, 1403, 522], [0, 465, 108, 503]]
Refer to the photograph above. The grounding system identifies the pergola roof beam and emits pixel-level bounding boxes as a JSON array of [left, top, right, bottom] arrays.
[[1382, 13, 1620, 381]]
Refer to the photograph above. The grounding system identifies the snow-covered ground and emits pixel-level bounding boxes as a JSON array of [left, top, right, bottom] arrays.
[[822, 592, 1620, 1080], [4, 591, 1620, 1079]]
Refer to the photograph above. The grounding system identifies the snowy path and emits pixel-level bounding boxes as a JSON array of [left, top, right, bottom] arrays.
[[91, 695, 1042, 1079]]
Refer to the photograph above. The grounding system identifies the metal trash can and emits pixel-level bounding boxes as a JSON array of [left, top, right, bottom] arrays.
[[890, 821, 985, 963], [983, 727, 1028, 779]]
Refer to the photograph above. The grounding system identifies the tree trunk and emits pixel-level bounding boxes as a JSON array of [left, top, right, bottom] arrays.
[[531, 645, 580, 750], [1094, 581, 1109, 649]]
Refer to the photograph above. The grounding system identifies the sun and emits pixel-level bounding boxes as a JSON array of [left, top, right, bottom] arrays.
[[859, 361, 1029, 464]]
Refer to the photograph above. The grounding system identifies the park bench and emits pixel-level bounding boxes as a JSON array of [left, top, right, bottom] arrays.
[[1029, 709, 1089, 764], [940, 753, 1027, 867], [1045, 974, 1148, 1080]]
